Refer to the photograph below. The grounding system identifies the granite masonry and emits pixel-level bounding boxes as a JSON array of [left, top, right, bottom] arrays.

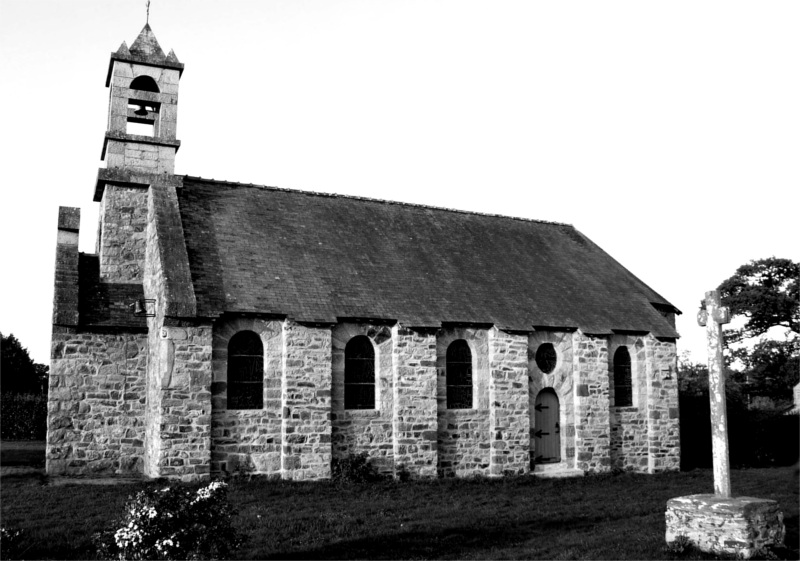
[[47, 23, 683, 481], [666, 495, 785, 559]]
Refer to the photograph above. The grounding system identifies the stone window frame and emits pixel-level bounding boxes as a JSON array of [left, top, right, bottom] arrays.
[[331, 323, 392, 414], [612, 346, 633, 407], [445, 339, 473, 409], [226, 331, 264, 410], [534, 342, 559, 374], [122, 71, 167, 138], [608, 335, 646, 410], [344, 335, 377, 410], [211, 317, 281, 413], [436, 328, 489, 412]]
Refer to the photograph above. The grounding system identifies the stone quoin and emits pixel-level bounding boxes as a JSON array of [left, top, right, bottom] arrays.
[[47, 23, 682, 481]]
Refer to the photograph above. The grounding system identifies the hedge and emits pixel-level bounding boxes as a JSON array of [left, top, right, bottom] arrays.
[[680, 392, 799, 469], [1, 393, 47, 440]]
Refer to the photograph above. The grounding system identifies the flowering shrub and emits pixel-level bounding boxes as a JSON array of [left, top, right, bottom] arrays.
[[1, 526, 25, 559], [94, 480, 243, 560]]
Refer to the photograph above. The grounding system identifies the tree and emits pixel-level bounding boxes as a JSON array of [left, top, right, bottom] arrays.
[[718, 257, 799, 408], [1, 332, 48, 395], [729, 339, 799, 408], [677, 352, 744, 404], [718, 257, 799, 344]]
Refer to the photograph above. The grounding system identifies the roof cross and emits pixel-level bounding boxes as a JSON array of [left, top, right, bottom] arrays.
[[146, 0, 151, 24]]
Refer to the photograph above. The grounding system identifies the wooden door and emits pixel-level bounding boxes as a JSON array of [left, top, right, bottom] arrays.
[[534, 388, 561, 464]]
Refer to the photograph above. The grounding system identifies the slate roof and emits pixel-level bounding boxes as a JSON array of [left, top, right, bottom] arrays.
[[177, 177, 680, 338]]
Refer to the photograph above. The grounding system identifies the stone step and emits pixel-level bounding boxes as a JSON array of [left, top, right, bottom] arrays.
[[532, 463, 584, 479]]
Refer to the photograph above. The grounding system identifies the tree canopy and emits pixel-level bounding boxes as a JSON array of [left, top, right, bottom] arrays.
[[1, 332, 48, 395], [717, 257, 799, 408], [718, 257, 799, 344]]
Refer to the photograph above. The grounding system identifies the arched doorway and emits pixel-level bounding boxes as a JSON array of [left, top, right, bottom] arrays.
[[534, 388, 561, 464]]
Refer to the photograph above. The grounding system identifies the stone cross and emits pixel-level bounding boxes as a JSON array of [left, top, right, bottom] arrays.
[[696, 289, 732, 497]]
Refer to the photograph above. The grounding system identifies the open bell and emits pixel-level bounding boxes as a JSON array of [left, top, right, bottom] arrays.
[[132, 300, 145, 314]]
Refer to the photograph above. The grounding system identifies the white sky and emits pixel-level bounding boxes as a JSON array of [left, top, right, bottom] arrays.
[[1, 0, 798, 365]]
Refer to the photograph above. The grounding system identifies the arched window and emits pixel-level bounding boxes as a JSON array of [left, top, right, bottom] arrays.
[[535, 343, 557, 374], [345, 336, 375, 410], [613, 346, 633, 407], [130, 75, 160, 92], [446, 340, 472, 409], [227, 331, 263, 409]]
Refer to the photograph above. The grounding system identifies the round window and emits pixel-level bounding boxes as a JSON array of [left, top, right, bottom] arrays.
[[535, 343, 557, 374]]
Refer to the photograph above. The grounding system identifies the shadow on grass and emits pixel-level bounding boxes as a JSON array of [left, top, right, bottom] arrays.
[[280, 509, 797, 561], [0, 440, 45, 467], [274, 525, 530, 560], [259, 510, 664, 560]]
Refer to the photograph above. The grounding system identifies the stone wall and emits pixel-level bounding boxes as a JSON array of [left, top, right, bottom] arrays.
[[143, 182, 210, 481], [210, 317, 283, 476], [149, 325, 213, 481], [107, 62, 180, 145], [529, 330, 576, 468], [46, 321, 680, 480], [609, 407, 647, 470], [646, 335, 680, 472], [97, 185, 147, 283], [436, 328, 490, 477], [608, 334, 649, 471], [331, 323, 394, 474], [105, 141, 176, 175], [392, 326, 438, 478], [105, 61, 179, 176], [488, 328, 529, 476], [98, 185, 148, 283], [281, 321, 332, 481], [573, 331, 611, 472], [53, 207, 80, 327], [47, 330, 147, 475], [666, 494, 785, 558]]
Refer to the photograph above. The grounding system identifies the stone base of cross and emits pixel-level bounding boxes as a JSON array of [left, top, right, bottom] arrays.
[[664, 290, 785, 559]]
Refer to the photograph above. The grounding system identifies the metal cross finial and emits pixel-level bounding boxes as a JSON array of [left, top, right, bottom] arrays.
[[146, 0, 151, 24]]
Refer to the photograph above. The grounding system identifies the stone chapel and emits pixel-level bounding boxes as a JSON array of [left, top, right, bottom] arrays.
[[47, 24, 682, 481]]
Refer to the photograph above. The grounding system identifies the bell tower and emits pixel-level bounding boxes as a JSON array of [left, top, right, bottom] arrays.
[[94, 24, 184, 282]]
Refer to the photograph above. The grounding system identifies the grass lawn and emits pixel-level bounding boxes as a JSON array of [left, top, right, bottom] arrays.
[[1, 442, 797, 560]]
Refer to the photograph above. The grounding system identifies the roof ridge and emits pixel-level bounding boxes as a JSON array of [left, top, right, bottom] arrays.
[[181, 175, 572, 227]]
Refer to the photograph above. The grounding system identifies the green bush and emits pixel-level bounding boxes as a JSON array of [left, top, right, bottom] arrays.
[[94, 481, 243, 560], [331, 452, 383, 483], [0, 393, 47, 440]]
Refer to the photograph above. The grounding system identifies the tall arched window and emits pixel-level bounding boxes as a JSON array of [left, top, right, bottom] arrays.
[[345, 336, 375, 410], [130, 75, 160, 92], [227, 331, 263, 409], [446, 340, 472, 409], [613, 346, 633, 407]]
